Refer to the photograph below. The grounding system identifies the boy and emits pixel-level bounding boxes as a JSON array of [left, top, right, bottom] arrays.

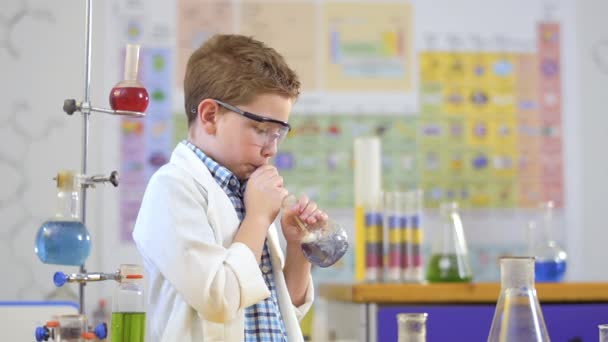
[[132, 34, 325, 341]]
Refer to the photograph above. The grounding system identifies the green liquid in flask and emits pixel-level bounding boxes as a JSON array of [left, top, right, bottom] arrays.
[[111, 312, 145, 342], [426, 253, 472, 282]]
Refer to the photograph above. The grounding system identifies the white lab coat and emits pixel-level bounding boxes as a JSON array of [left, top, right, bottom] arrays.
[[132, 143, 314, 341]]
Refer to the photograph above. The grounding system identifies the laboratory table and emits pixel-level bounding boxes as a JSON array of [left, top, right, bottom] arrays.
[[319, 282, 608, 341]]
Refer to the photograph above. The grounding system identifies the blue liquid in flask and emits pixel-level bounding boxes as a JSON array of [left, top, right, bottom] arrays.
[[535, 259, 567, 282], [35, 220, 91, 266]]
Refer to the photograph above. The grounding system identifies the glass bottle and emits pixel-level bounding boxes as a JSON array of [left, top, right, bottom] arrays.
[[527, 201, 567, 282], [487, 257, 550, 342], [56, 314, 88, 342], [111, 264, 145, 342], [109, 44, 149, 113], [426, 201, 472, 282], [599, 324, 608, 342], [35, 170, 91, 266], [282, 195, 349, 268], [397, 313, 428, 342]]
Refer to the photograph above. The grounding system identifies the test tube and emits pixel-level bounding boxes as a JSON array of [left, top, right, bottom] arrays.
[[399, 191, 410, 281], [410, 190, 425, 282], [365, 203, 383, 282], [384, 192, 402, 282]]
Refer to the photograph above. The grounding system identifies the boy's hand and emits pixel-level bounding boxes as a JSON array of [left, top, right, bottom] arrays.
[[244, 165, 288, 225], [281, 195, 329, 244]]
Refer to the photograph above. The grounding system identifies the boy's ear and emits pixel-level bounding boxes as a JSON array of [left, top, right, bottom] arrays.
[[197, 99, 219, 135]]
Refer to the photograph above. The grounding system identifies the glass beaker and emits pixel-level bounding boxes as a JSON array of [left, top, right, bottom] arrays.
[[599, 324, 608, 342], [527, 201, 567, 282], [426, 201, 472, 282], [282, 195, 349, 268], [397, 313, 428, 342], [35, 170, 91, 266], [111, 264, 145, 342], [109, 44, 149, 112], [487, 257, 550, 342], [56, 314, 88, 342]]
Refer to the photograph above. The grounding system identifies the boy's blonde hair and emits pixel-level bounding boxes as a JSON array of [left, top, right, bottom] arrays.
[[184, 34, 301, 126]]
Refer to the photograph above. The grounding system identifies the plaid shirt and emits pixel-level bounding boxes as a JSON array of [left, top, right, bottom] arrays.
[[183, 141, 288, 341]]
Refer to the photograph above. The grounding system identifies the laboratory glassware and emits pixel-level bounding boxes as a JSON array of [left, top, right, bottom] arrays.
[[527, 201, 567, 282], [407, 189, 425, 282], [35, 171, 91, 266], [426, 201, 472, 282], [111, 264, 145, 342], [487, 256, 550, 342], [109, 44, 149, 113], [599, 324, 608, 342], [397, 313, 428, 342], [283, 195, 349, 268]]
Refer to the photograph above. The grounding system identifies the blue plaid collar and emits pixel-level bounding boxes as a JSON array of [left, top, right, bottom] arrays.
[[182, 140, 244, 193]]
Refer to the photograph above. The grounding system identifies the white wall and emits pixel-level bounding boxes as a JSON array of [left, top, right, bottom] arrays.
[[571, 0, 608, 281]]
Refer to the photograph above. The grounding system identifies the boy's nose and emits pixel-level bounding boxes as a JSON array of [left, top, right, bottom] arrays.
[[261, 140, 278, 157]]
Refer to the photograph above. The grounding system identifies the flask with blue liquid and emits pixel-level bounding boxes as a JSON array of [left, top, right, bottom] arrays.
[[527, 201, 567, 282], [35, 170, 91, 266]]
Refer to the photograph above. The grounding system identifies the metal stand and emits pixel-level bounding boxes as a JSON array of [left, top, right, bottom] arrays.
[[65, 0, 146, 314]]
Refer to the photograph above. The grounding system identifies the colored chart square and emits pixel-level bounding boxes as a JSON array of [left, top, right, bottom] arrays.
[[466, 53, 492, 87], [487, 53, 516, 88], [443, 53, 468, 84], [465, 118, 492, 147], [418, 147, 445, 181], [442, 85, 470, 115], [490, 149, 517, 179], [444, 148, 468, 178], [420, 52, 443, 83], [541, 181, 564, 208], [418, 119, 446, 147], [490, 118, 517, 148], [421, 180, 447, 208], [443, 180, 471, 207], [466, 87, 492, 117], [518, 181, 542, 208], [517, 151, 541, 181], [492, 181, 517, 208], [467, 182, 494, 208], [464, 148, 492, 180], [445, 117, 466, 147]]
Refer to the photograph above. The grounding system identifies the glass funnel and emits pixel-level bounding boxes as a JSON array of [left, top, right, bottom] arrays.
[[487, 257, 550, 342], [282, 195, 348, 268], [426, 201, 472, 282], [527, 201, 567, 282], [397, 313, 428, 342]]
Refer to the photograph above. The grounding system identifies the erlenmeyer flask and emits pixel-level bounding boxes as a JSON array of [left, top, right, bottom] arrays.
[[527, 201, 567, 282], [282, 195, 348, 268], [487, 257, 550, 342], [426, 201, 472, 282], [397, 313, 428, 342]]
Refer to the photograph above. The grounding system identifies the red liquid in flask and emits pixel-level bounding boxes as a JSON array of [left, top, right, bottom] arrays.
[[109, 86, 149, 112]]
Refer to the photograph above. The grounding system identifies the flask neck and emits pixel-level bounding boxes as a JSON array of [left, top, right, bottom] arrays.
[[55, 190, 80, 220], [500, 257, 535, 288]]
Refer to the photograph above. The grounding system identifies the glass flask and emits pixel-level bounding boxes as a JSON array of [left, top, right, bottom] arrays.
[[487, 257, 550, 342], [426, 201, 472, 282], [397, 313, 428, 342], [109, 44, 149, 113], [282, 195, 349, 268], [111, 264, 145, 342], [35, 170, 91, 266], [57, 314, 88, 342], [527, 201, 567, 282], [599, 324, 608, 342]]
